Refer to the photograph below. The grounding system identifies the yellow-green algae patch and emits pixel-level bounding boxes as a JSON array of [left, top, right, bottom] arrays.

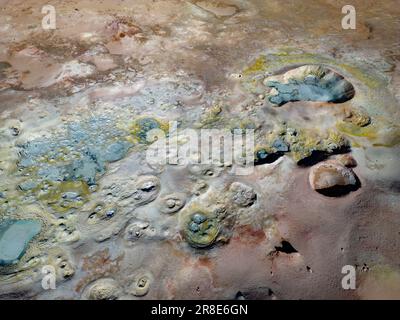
[[179, 200, 226, 249], [272, 125, 349, 163], [182, 210, 220, 249], [242, 55, 267, 76], [129, 117, 170, 144], [358, 265, 400, 299], [37, 181, 90, 213], [336, 121, 400, 147]]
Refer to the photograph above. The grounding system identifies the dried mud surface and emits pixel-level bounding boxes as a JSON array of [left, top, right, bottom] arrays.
[[0, 0, 399, 299]]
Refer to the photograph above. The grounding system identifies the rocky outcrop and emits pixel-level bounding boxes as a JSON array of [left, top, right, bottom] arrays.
[[309, 159, 359, 196]]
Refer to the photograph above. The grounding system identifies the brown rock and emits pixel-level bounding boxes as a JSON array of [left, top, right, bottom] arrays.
[[334, 154, 357, 167], [309, 160, 359, 196]]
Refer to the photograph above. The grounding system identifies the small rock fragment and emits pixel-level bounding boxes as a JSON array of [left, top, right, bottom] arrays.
[[18, 180, 38, 191], [343, 108, 371, 127], [103, 141, 132, 163], [124, 220, 158, 242], [272, 138, 289, 152], [194, 1, 238, 18]]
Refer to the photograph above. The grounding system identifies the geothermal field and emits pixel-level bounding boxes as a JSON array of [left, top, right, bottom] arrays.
[[0, 0, 399, 300]]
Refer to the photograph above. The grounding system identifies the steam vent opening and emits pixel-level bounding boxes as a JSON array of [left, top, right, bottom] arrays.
[[0, 0, 400, 303]]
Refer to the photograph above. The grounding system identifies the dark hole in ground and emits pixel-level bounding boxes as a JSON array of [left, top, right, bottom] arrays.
[[275, 241, 298, 254], [235, 287, 275, 300], [235, 291, 245, 300], [297, 151, 328, 166], [297, 147, 351, 167], [388, 180, 400, 193]]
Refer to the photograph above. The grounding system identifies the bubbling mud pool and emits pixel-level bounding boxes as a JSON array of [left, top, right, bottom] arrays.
[[0, 0, 400, 300]]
